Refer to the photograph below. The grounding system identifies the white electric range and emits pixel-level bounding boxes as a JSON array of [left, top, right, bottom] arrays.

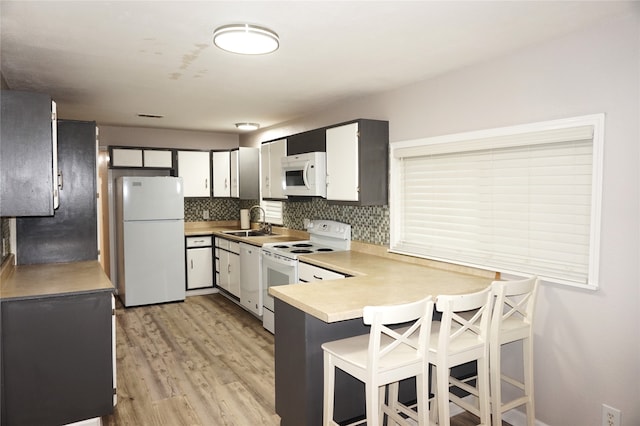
[[261, 219, 351, 333]]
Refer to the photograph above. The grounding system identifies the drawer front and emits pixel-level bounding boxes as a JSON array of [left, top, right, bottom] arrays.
[[229, 241, 240, 254], [186, 236, 212, 248], [215, 237, 230, 250], [298, 262, 345, 283]]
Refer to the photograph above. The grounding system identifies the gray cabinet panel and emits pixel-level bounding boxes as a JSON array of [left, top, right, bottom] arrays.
[[16, 120, 97, 264], [0, 90, 54, 216], [1, 291, 113, 426]]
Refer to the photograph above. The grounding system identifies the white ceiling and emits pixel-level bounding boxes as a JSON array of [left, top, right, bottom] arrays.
[[1, 1, 634, 134]]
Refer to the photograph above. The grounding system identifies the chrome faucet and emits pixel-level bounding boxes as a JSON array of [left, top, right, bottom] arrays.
[[249, 205, 271, 234]]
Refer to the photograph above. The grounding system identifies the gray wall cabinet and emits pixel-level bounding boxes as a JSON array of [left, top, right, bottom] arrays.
[[0, 90, 56, 216], [16, 120, 98, 264]]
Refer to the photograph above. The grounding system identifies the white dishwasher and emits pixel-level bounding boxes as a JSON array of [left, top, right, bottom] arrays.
[[240, 243, 262, 316]]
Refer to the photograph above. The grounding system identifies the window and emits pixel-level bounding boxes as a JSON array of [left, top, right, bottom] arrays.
[[390, 114, 604, 289], [261, 199, 283, 225]]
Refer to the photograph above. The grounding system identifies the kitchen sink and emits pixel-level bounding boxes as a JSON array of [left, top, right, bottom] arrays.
[[222, 229, 273, 237]]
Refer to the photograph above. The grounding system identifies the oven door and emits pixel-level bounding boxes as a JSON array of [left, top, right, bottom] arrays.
[[261, 250, 298, 333]]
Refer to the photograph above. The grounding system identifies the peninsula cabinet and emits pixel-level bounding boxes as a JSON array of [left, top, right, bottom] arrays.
[[0, 90, 58, 216], [325, 119, 389, 205], [178, 150, 211, 197], [261, 138, 287, 200], [212, 151, 231, 197]]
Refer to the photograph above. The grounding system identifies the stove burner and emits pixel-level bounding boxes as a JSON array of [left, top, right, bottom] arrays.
[[292, 243, 313, 248], [291, 249, 313, 254], [273, 245, 290, 249], [316, 248, 334, 252]]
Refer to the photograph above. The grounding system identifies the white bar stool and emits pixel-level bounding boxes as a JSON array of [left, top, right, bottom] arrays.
[[489, 277, 539, 426], [322, 296, 435, 426], [430, 287, 494, 426]]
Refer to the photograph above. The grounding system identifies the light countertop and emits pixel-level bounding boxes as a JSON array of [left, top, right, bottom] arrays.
[[1, 260, 114, 301], [271, 250, 495, 323], [184, 220, 307, 246]]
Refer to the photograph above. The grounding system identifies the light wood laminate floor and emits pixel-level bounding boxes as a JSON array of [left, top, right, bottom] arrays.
[[103, 294, 508, 426]]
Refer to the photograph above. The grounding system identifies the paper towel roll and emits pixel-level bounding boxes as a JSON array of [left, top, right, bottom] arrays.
[[240, 209, 250, 229]]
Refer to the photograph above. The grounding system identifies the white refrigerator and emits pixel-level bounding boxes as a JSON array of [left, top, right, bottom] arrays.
[[116, 176, 185, 307]]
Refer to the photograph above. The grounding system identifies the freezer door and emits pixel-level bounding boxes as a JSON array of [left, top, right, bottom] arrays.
[[119, 220, 186, 307], [119, 176, 183, 221]]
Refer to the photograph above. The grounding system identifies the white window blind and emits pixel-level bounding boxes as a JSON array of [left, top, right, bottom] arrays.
[[261, 200, 283, 225], [390, 115, 604, 289]]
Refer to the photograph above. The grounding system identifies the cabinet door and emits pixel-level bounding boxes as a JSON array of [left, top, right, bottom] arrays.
[[240, 243, 262, 315], [16, 120, 98, 265], [186, 247, 213, 289], [0, 91, 56, 216], [230, 150, 239, 198], [111, 148, 143, 167], [268, 139, 287, 199], [298, 262, 345, 283], [326, 122, 359, 201], [178, 150, 211, 197], [143, 149, 173, 168], [261, 144, 271, 197], [228, 251, 241, 297], [212, 151, 231, 197], [217, 249, 230, 292]]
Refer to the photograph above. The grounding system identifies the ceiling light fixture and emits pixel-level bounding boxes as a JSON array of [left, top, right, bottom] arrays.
[[213, 24, 279, 55], [235, 122, 260, 131]]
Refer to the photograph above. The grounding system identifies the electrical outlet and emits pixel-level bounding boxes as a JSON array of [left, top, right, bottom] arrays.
[[202, 210, 209, 220], [602, 404, 621, 426]]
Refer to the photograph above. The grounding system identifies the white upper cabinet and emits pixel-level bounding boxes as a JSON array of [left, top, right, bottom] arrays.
[[177, 150, 211, 197], [326, 122, 359, 202], [143, 149, 172, 168], [325, 119, 389, 206], [261, 139, 287, 200], [212, 151, 231, 197], [111, 148, 143, 167]]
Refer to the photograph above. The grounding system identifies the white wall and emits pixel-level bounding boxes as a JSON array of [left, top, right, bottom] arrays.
[[244, 11, 640, 426], [98, 124, 238, 150]]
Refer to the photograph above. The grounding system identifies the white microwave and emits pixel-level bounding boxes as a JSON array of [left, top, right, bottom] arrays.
[[281, 152, 327, 197]]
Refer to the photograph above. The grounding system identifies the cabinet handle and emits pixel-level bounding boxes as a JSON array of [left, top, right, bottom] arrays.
[[225, 178, 228, 189], [190, 260, 194, 269], [205, 178, 208, 189], [313, 275, 323, 280], [228, 264, 231, 273], [58, 170, 63, 190]]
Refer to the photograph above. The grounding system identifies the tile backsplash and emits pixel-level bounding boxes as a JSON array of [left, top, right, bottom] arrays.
[[184, 198, 390, 246]]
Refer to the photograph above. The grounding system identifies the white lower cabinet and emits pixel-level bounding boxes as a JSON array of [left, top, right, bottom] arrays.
[[240, 243, 262, 316], [186, 236, 213, 290], [215, 238, 240, 297], [298, 262, 346, 283]]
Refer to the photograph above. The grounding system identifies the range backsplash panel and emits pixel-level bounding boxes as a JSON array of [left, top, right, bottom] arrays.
[[185, 197, 390, 246]]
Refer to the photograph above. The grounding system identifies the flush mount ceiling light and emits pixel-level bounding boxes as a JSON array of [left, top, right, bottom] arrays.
[[213, 24, 279, 55], [235, 122, 260, 131]]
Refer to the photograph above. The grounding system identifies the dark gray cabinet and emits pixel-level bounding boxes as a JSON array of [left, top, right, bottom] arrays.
[[0, 90, 56, 217], [287, 128, 326, 155], [16, 120, 98, 264], [1, 290, 114, 426]]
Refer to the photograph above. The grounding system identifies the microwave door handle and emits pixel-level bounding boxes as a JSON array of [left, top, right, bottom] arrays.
[[303, 163, 311, 189]]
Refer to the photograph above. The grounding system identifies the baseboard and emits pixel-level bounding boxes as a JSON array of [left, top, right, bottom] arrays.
[[448, 395, 550, 426], [186, 287, 218, 297]]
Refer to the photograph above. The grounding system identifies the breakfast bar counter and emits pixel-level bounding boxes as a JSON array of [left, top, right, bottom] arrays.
[[269, 250, 495, 426]]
